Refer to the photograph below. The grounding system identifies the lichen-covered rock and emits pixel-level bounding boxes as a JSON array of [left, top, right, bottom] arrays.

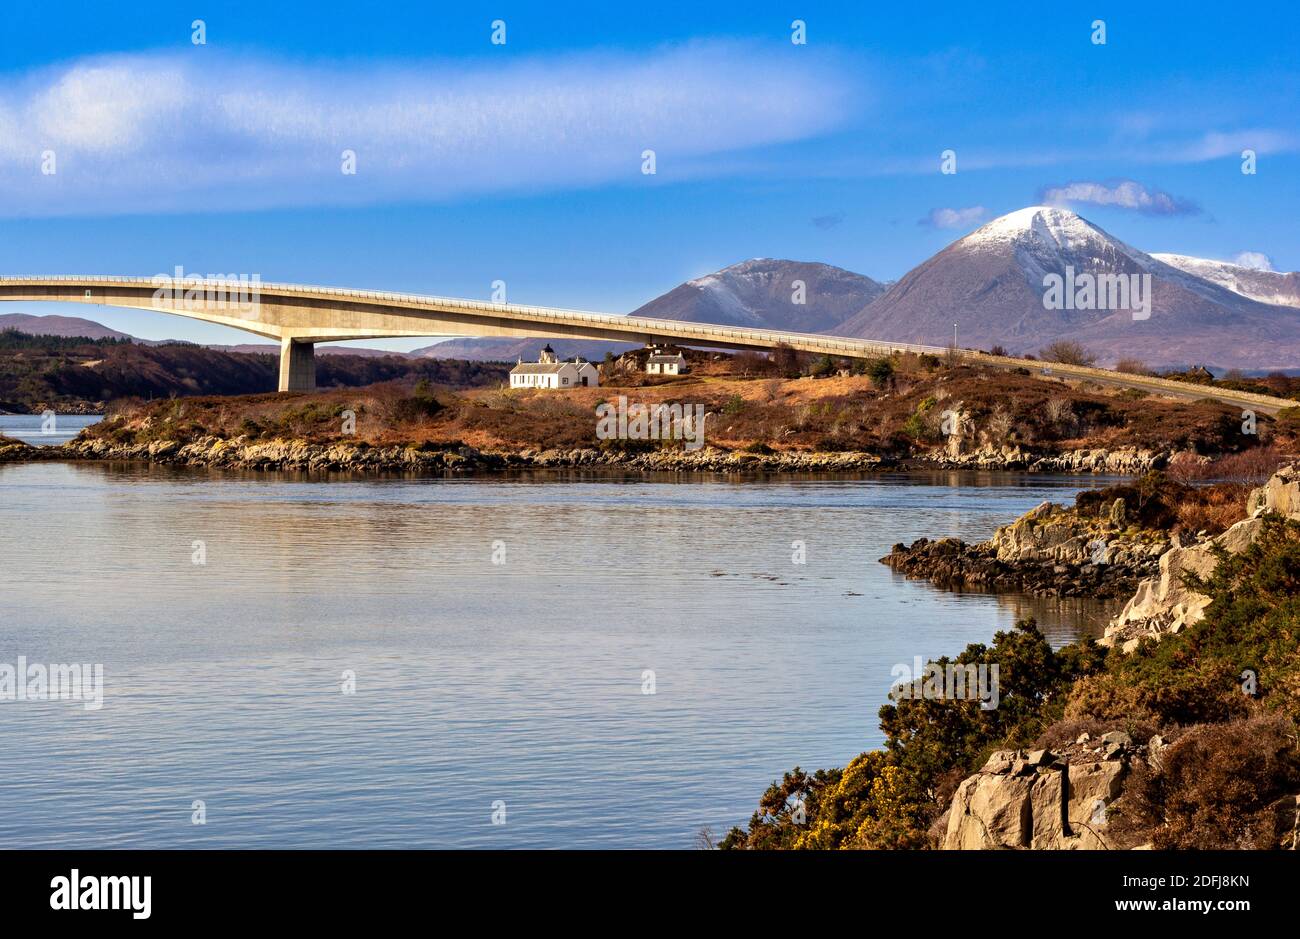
[[943, 743, 1135, 850], [1248, 462, 1300, 519]]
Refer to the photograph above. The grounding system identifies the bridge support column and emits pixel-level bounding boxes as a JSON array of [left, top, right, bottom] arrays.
[[278, 338, 316, 393]]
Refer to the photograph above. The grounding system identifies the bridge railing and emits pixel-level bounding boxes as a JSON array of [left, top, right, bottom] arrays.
[[0, 274, 950, 355]]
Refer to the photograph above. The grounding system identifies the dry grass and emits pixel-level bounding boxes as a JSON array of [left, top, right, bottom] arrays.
[[1126, 714, 1300, 849], [1167, 445, 1291, 487]]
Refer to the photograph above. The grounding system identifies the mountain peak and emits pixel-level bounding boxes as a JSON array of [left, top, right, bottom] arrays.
[[964, 205, 1103, 249]]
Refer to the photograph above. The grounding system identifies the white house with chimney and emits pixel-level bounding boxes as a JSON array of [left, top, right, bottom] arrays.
[[646, 350, 689, 375], [509, 345, 600, 389]]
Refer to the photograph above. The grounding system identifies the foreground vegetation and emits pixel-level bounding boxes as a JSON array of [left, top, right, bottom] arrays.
[[720, 488, 1300, 850]]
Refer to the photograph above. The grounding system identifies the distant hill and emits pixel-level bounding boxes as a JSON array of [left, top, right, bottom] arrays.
[[630, 258, 886, 332], [415, 337, 634, 362], [0, 312, 133, 341], [1150, 254, 1300, 309], [207, 342, 412, 358], [0, 313, 417, 357], [0, 334, 505, 412]]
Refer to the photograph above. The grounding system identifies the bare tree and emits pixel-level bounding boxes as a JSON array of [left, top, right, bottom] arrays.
[[987, 403, 1015, 440], [1040, 340, 1097, 367], [1045, 396, 1076, 428]]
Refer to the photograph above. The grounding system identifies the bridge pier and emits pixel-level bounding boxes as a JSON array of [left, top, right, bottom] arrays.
[[278, 338, 316, 393]]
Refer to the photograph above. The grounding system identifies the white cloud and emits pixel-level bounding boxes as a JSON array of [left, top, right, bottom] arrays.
[[1231, 251, 1275, 271], [0, 45, 851, 216], [1038, 179, 1198, 216], [921, 206, 986, 229]]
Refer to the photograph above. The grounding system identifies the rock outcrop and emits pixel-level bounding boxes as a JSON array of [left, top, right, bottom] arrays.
[[882, 498, 1167, 599], [941, 732, 1153, 849], [928, 443, 1165, 475], [921, 404, 1164, 474], [1102, 463, 1300, 650]]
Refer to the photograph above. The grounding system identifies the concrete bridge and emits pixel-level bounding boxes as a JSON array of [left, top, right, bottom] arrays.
[[1, 275, 1293, 413]]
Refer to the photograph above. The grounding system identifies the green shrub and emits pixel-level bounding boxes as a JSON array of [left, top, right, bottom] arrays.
[[866, 357, 895, 388]]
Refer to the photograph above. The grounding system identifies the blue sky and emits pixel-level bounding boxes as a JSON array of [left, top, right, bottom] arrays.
[[2, 0, 1297, 349]]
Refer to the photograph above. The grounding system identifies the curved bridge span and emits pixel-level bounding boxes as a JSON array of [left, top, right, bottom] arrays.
[[1, 275, 1292, 413]]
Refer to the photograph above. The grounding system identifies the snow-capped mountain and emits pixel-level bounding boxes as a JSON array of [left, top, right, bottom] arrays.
[[416, 259, 884, 360], [838, 206, 1300, 369], [1151, 253, 1300, 309], [630, 258, 886, 333]]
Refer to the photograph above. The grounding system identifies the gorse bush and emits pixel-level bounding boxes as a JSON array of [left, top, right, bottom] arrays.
[[721, 620, 1107, 849]]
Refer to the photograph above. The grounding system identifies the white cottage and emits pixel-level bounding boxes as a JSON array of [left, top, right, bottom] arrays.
[[509, 345, 600, 389], [646, 352, 688, 375]]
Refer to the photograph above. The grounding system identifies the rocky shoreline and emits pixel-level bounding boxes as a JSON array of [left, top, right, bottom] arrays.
[[49, 436, 896, 473], [881, 496, 1169, 599], [922, 442, 1165, 476], [3, 431, 1183, 477]]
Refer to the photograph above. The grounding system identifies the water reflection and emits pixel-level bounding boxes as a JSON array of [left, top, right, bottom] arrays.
[[0, 413, 102, 446], [0, 460, 1123, 848]]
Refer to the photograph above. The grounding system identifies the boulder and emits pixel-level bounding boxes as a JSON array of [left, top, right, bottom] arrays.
[[1028, 761, 1126, 850], [944, 773, 1035, 849], [980, 750, 1017, 775], [1248, 463, 1300, 518], [943, 754, 1127, 850]]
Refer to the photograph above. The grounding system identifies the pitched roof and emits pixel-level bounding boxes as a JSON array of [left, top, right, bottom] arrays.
[[647, 354, 686, 364], [510, 363, 567, 374]]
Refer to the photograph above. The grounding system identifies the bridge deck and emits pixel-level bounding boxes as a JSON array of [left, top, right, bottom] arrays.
[[1, 275, 1294, 412]]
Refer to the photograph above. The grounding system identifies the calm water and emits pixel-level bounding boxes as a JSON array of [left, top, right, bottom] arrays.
[[0, 413, 102, 446], [0, 461, 1121, 848]]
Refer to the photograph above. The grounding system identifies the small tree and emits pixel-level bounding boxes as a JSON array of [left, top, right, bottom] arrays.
[[866, 357, 895, 389]]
